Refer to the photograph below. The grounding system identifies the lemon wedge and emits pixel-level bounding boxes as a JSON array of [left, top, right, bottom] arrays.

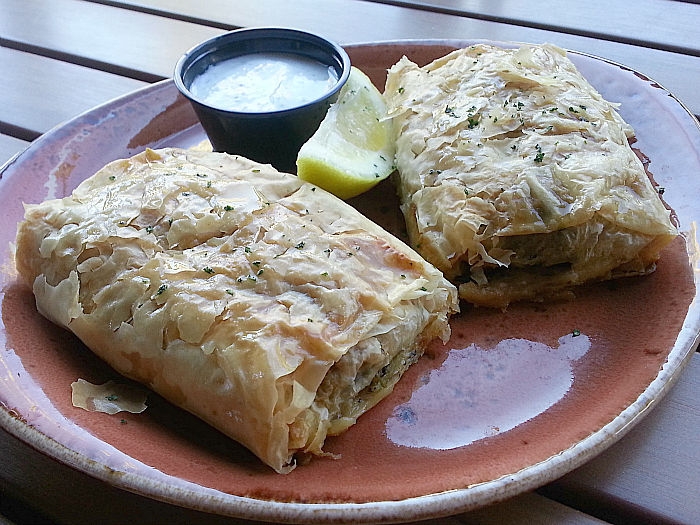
[[296, 66, 396, 199]]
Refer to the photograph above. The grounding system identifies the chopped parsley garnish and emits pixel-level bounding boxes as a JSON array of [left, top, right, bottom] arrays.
[[203, 267, 215, 274], [534, 144, 544, 163], [572, 329, 581, 337], [224, 205, 234, 211], [105, 395, 118, 401], [295, 241, 305, 249], [156, 284, 168, 295]]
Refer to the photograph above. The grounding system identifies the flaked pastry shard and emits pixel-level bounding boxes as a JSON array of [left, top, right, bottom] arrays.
[[15, 147, 458, 472], [385, 43, 677, 308]]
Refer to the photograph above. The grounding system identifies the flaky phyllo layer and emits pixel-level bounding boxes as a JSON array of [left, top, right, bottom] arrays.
[[385, 43, 677, 308], [15, 148, 458, 472]]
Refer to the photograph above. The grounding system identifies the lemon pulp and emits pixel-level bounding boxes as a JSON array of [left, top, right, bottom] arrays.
[[296, 67, 395, 199]]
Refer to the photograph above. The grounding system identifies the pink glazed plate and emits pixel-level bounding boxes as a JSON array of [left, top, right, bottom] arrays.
[[1, 40, 700, 523]]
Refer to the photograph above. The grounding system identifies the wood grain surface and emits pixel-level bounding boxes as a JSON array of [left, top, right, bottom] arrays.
[[1, 1, 700, 523], [362, 0, 700, 55], [0, 46, 146, 139]]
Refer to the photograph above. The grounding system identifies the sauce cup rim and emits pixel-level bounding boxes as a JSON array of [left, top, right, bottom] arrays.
[[174, 27, 351, 116]]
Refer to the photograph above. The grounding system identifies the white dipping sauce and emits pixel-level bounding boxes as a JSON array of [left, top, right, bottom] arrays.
[[190, 52, 339, 112]]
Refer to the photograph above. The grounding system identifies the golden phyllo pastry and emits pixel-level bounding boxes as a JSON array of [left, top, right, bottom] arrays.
[[15, 147, 458, 473], [385, 43, 677, 308]]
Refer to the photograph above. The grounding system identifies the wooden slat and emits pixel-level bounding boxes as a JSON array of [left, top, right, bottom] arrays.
[[1, 2, 699, 524], [538, 353, 700, 525], [0, 46, 146, 138], [455, 493, 608, 524], [363, 0, 700, 56], [0, 0, 223, 81], [57, 0, 700, 116], [0, 134, 29, 167], [0, 425, 254, 525]]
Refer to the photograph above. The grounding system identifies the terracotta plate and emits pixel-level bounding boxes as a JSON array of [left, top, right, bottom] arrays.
[[1, 40, 700, 523]]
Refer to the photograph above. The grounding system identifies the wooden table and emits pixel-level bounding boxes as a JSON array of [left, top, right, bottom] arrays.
[[1, 1, 700, 523]]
